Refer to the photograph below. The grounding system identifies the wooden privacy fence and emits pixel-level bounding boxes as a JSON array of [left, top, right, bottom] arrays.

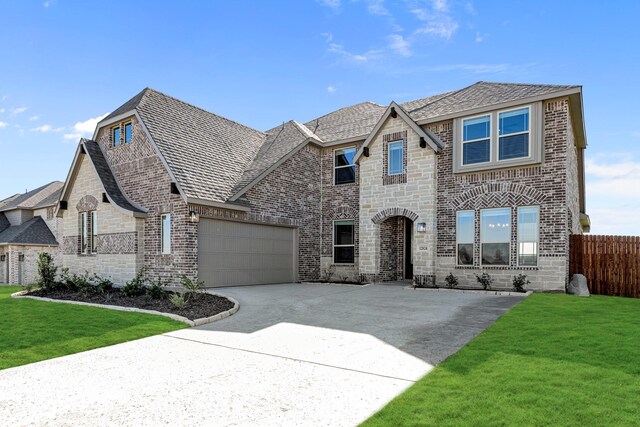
[[570, 234, 640, 298]]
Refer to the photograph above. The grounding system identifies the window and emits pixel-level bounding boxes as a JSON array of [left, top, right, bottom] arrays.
[[333, 220, 354, 263], [456, 210, 474, 265], [499, 107, 529, 160], [518, 206, 539, 266], [161, 214, 171, 255], [112, 127, 121, 147], [124, 122, 133, 143], [481, 208, 511, 266], [388, 141, 403, 175], [79, 212, 88, 254], [334, 147, 356, 185], [454, 104, 541, 173], [462, 115, 491, 165], [91, 211, 98, 253]]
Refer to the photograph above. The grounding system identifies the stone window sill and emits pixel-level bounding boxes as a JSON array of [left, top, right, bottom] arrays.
[[455, 265, 540, 271]]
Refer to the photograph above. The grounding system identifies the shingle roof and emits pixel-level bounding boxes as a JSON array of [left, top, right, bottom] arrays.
[[303, 101, 387, 143], [403, 81, 580, 122], [0, 213, 10, 233], [81, 139, 146, 214], [103, 88, 267, 203], [231, 121, 319, 197], [0, 182, 63, 212], [0, 216, 58, 246]]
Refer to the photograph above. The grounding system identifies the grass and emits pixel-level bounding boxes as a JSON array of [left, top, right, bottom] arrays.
[[363, 294, 640, 427], [0, 286, 186, 370]]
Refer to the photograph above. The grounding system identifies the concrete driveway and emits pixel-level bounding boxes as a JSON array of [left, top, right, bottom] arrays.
[[0, 283, 525, 426]]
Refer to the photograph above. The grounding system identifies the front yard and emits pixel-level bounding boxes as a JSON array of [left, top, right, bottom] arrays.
[[0, 286, 186, 370], [363, 293, 640, 426]]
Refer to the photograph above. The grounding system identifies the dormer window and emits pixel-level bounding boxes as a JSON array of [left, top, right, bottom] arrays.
[[112, 127, 121, 147], [124, 122, 133, 143]]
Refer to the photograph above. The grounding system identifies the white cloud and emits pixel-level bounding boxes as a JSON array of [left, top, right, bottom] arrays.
[[388, 34, 412, 57], [0, 108, 5, 113], [63, 113, 108, 140], [327, 85, 337, 93], [327, 42, 382, 62], [31, 124, 64, 133], [28, 115, 39, 121], [321, 32, 333, 43], [0, 121, 7, 129], [464, 2, 476, 15], [413, 13, 459, 39], [363, 0, 389, 16], [318, 0, 340, 10], [475, 32, 484, 42], [432, 0, 449, 12], [10, 107, 28, 116]]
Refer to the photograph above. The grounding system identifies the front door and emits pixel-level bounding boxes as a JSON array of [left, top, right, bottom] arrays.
[[404, 219, 413, 279]]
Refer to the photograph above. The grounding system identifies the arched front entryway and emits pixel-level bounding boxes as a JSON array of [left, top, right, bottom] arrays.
[[372, 208, 419, 282]]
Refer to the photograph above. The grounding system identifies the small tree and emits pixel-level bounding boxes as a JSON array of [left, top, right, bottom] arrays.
[[475, 272, 493, 290], [512, 274, 531, 293], [36, 251, 58, 290], [445, 273, 459, 289]]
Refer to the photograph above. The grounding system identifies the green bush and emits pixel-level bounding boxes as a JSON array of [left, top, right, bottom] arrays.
[[512, 274, 531, 292], [148, 277, 169, 300], [93, 275, 114, 294], [169, 292, 186, 309], [475, 272, 493, 290], [122, 269, 147, 297], [36, 252, 58, 290], [445, 273, 459, 289], [179, 275, 205, 299]]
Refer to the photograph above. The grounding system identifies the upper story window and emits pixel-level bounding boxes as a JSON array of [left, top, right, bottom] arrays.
[[388, 140, 403, 175], [161, 214, 171, 255], [124, 122, 133, 144], [112, 127, 121, 147], [454, 103, 541, 173], [334, 147, 356, 185]]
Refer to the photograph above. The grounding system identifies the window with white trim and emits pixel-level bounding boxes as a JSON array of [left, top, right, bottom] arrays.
[[456, 210, 474, 265], [388, 140, 403, 175], [333, 220, 354, 263], [518, 206, 539, 266], [334, 147, 356, 185], [79, 212, 88, 254], [480, 208, 511, 266], [91, 211, 98, 253], [161, 214, 171, 255]]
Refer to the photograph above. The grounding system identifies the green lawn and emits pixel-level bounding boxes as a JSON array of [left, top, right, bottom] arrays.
[[363, 294, 640, 427], [0, 286, 186, 370]]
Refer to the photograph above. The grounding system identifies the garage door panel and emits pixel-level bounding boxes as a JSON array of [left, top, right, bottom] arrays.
[[198, 219, 295, 287]]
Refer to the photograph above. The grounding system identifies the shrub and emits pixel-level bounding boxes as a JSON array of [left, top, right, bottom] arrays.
[[475, 272, 493, 290], [445, 273, 459, 289], [93, 275, 114, 294], [179, 275, 205, 297], [169, 292, 186, 309], [148, 278, 169, 300], [512, 274, 531, 293], [122, 269, 147, 297], [319, 268, 333, 283], [69, 271, 92, 293], [21, 283, 35, 292], [36, 252, 58, 290]]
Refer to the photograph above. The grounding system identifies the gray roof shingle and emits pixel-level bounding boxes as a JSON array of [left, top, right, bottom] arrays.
[[0, 213, 10, 233], [0, 216, 58, 246], [0, 182, 63, 212], [303, 102, 387, 143]]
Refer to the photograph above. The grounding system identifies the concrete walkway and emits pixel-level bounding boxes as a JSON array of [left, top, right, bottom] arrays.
[[0, 283, 525, 426]]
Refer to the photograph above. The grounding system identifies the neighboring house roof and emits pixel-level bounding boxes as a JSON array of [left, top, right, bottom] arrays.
[[0, 213, 10, 233], [0, 216, 58, 246], [303, 101, 387, 143], [0, 181, 63, 213], [99, 88, 267, 204]]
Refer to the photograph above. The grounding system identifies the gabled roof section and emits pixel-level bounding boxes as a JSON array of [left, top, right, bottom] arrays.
[[0, 213, 10, 233], [229, 121, 322, 200], [303, 101, 386, 143], [0, 181, 63, 213], [100, 88, 147, 123], [58, 140, 147, 217], [354, 102, 444, 163], [403, 81, 581, 123], [0, 216, 58, 246]]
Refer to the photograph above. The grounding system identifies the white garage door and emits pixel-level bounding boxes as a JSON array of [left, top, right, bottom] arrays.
[[198, 219, 296, 287]]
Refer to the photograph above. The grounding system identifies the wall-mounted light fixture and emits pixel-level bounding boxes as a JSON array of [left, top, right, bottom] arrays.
[[416, 222, 427, 233], [419, 137, 427, 149], [363, 147, 370, 157], [390, 107, 397, 118], [189, 210, 200, 223]]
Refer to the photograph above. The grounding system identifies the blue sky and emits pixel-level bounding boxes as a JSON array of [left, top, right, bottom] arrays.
[[0, 0, 639, 234]]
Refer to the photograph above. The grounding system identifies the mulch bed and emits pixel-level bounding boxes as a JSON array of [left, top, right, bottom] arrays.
[[27, 288, 235, 321]]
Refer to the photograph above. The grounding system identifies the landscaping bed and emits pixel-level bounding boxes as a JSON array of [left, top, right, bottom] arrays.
[[26, 288, 234, 321]]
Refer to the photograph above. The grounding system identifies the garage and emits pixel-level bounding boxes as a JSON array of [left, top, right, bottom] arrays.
[[197, 218, 296, 287]]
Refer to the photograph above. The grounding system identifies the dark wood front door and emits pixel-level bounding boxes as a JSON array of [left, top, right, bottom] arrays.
[[404, 219, 413, 279]]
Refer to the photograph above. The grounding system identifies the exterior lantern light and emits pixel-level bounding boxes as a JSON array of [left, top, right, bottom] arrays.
[[189, 210, 200, 223], [416, 222, 427, 233]]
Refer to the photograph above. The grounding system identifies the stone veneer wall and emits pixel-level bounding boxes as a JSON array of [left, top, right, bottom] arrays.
[[358, 115, 438, 284], [95, 115, 197, 284], [433, 97, 578, 291], [2, 245, 49, 285], [319, 143, 361, 281], [60, 156, 143, 285]]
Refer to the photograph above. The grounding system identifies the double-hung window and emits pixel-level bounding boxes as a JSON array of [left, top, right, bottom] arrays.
[[518, 206, 539, 266], [462, 115, 491, 165], [161, 214, 171, 255], [91, 211, 98, 253], [388, 141, 403, 175], [333, 220, 354, 264], [499, 107, 529, 160], [334, 147, 356, 184], [480, 208, 511, 266], [124, 122, 133, 144], [456, 210, 474, 265], [112, 127, 121, 147], [80, 212, 88, 254]]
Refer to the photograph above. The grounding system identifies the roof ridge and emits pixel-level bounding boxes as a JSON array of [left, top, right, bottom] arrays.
[[476, 81, 580, 88], [304, 101, 385, 124], [142, 88, 266, 137], [405, 84, 472, 115]]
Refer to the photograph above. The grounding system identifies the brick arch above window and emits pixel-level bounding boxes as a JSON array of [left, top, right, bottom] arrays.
[[327, 206, 359, 220], [371, 207, 419, 224], [449, 182, 547, 210], [76, 195, 99, 212]]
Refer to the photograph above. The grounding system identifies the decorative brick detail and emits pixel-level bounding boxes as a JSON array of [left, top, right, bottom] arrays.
[[97, 232, 138, 254], [371, 207, 419, 224], [191, 205, 301, 228], [382, 131, 407, 185], [325, 206, 358, 220], [76, 195, 98, 212], [379, 216, 405, 281], [449, 182, 547, 210], [63, 236, 78, 255]]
